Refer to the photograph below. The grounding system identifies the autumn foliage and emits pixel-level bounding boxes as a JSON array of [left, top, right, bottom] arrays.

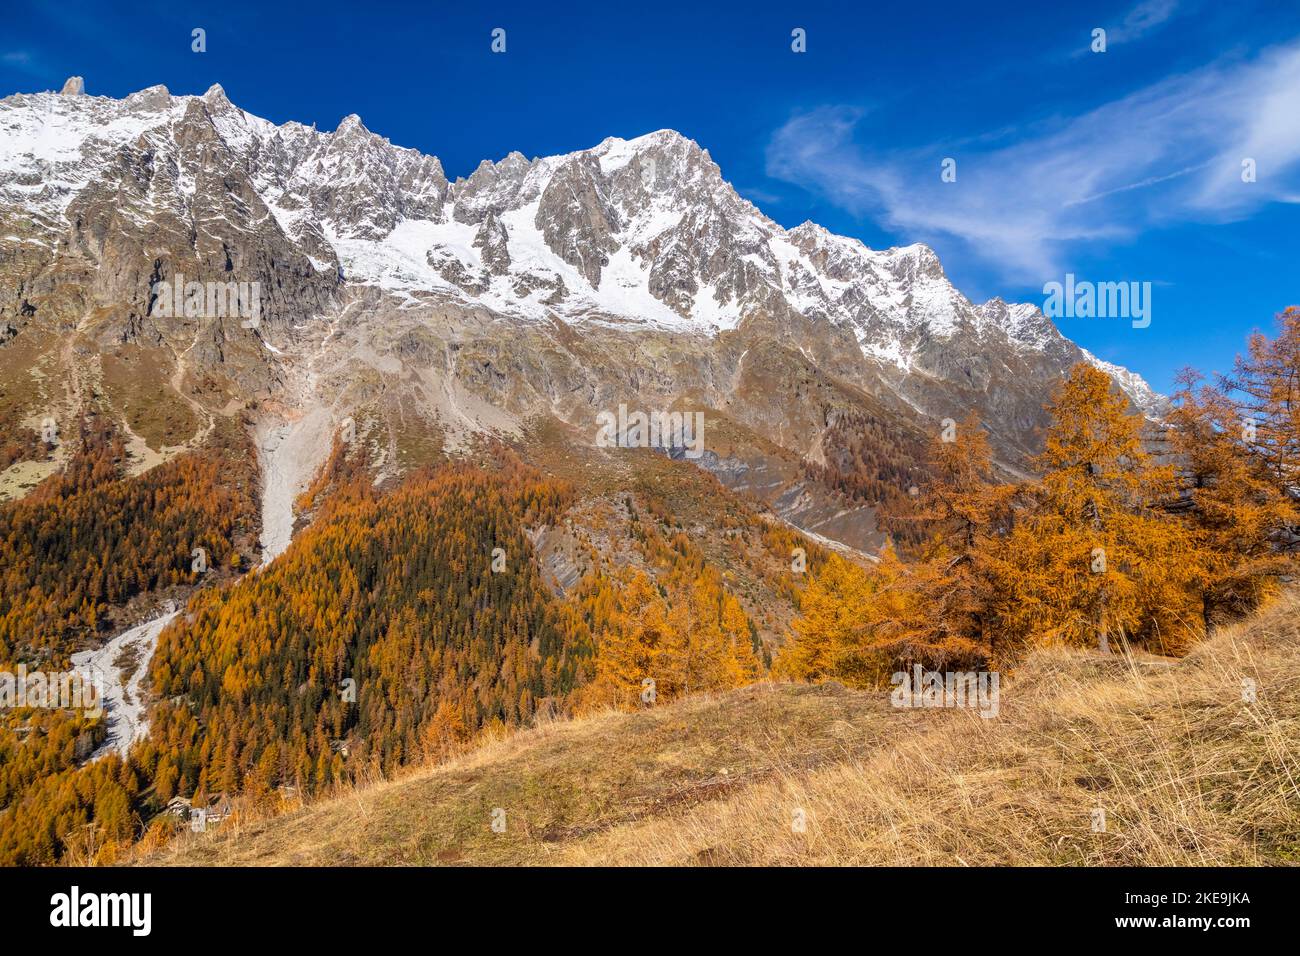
[[3, 309, 1298, 865], [0, 412, 258, 659], [135, 459, 585, 803], [780, 310, 1300, 684]]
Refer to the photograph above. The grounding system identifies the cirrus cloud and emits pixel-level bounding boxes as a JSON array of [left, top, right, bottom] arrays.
[[765, 39, 1300, 282]]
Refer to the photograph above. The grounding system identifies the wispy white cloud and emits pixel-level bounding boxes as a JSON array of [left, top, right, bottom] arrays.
[[1109, 0, 1183, 45], [1065, 0, 1188, 58], [1, 49, 52, 81], [766, 39, 1300, 281], [737, 185, 783, 205]]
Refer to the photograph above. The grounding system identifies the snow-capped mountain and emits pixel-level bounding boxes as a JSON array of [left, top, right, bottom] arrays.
[[0, 78, 1163, 550], [3, 79, 1156, 385]]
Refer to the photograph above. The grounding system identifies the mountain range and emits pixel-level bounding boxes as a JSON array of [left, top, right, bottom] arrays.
[[0, 77, 1162, 557]]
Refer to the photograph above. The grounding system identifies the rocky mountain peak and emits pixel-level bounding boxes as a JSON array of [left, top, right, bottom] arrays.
[[60, 76, 84, 96], [595, 130, 727, 207], [0, 78, 1165, 476], [788, 220, 830, 241], [882, 242, 946, 281], [201, 83, 233, 112], [335, 113, 368, 135], [122, 84, 172, 112], [452, 152, 540, 225]]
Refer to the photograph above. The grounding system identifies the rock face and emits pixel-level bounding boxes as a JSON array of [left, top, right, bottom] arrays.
[[60, 76, 84, 96], [0, 79, 1164, 545], [473, 211, 511, 276]]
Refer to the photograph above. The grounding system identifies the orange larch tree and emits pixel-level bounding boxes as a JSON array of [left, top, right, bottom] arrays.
[[1168, 368, 1298, 622], [986, 363, 1205, 657]]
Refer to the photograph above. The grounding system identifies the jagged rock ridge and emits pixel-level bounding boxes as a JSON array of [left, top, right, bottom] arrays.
[[0, 78, 1164, 547]]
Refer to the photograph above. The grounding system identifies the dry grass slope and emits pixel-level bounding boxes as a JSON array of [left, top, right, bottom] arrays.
[[147, 591, 1300, 866]]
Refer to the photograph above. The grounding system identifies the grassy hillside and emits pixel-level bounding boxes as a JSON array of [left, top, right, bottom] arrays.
[[145, 589, 1300, 866]]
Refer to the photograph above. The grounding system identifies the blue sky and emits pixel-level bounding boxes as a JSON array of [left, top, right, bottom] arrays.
[[3, 0, 1298, 392]]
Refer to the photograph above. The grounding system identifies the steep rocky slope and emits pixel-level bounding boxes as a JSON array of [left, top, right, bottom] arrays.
[[0, 78, 1162, 553]]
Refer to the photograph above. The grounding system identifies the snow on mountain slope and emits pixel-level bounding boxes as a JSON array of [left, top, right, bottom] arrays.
[[0, 78, 1163, 417], [0, 85, 187, 229], [1079, 349, 1165, 416]]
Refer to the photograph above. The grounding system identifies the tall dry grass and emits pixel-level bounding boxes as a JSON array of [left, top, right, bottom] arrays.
[[563, 593, 1300, 865], [143, 591, 1300, 866]]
